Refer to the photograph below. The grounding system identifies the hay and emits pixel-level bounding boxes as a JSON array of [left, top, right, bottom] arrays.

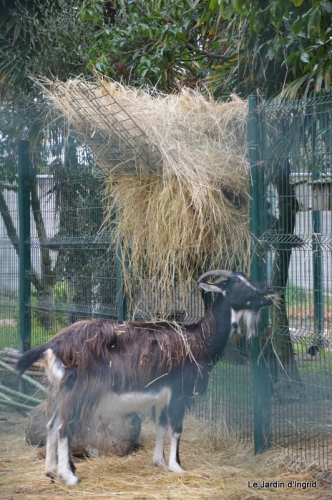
[[1, 410, 329, 499], [37, 77, 251, 311]]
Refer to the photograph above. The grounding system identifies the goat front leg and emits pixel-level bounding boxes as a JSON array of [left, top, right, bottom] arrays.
[[152, 405, 168, 467], [45, 413, 59, 481], [168, 398, 185, 472], [57, 424, 80, 486]]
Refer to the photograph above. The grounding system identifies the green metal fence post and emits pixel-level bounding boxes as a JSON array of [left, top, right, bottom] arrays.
[[18, 140, 31, 352], [312, 203, 323, 335], [248, 96, 271, 454], [116, 243, 126, 321], [311, 117, 324, 336], [116, 214, 127, 321]]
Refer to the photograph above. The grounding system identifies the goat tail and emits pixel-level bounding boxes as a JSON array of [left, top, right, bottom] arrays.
[[15, 345, 46, 377]]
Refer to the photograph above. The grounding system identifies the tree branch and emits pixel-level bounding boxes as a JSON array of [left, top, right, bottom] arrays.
[[30, 174, 54, 285], [186, 43, 229, 61], [0, 189, 19, 255], [0, 188, 41, 290]]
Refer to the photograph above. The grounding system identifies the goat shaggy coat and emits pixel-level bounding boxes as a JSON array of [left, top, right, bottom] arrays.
[[28, 316, 214, 424]]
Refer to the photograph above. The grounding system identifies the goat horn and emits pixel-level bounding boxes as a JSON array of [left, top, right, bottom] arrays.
[[197, 270, 232, 284]]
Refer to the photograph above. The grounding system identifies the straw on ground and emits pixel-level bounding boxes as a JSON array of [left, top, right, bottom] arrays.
[[0, 410, 329, 499]]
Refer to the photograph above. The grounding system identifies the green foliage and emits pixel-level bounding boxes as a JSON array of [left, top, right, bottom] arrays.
[[0, 107, 21, 188], [205, 0, 332, 97], [0, 102, 52, 191], [75, 0, 332, 97], [0, 0, 94, 100], [2, 0, 330, 99], [78, 0, 212, 89]]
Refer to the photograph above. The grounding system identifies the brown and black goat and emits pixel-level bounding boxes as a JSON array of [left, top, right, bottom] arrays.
[[16, 270, 274, 486]]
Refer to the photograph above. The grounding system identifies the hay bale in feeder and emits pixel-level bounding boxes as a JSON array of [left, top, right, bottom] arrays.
[[25, 402, 141, 457], [37, 77, 251, 314]]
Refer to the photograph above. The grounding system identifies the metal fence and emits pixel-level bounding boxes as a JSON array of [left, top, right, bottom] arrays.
[[0, 93, 332, 479], [250, 94, 332, 474]]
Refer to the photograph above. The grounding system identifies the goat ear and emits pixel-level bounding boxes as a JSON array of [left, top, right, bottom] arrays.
[[198, 282, 224, 293]]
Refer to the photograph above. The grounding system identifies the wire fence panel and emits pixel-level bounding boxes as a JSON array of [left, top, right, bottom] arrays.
[[257, 94, 332, 473], [27, 139, 119, 347], [194, 346, 254, 442], [0, 182, 19, 350]]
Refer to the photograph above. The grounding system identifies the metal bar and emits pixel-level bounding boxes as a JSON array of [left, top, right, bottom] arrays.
[[311, 116, 324, 336], [248, 96, 271, 454], [248, 96, 259, 281], [18, 140, 31, 353], [116, 224, 127, 321], [312, 211, 323, 333]]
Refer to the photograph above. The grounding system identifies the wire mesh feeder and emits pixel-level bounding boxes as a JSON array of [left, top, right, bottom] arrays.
[[39, 76, 160, 177]]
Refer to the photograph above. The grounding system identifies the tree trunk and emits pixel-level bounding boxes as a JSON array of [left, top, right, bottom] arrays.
[[270, 160, 304, 395], [36, 282, 56, 330], [0, 188, 45, 309], [30, 174, 57, 329], [0, 189, 19, 254]]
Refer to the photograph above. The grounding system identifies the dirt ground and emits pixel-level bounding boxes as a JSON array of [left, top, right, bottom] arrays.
[[0, 407, 331, 500]]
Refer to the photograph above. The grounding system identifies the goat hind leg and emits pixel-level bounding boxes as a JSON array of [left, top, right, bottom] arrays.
[[57, 424, 80, 486], [169, 430, 183, 472], [152, 405, 168, 467], [45, 413, 59, 481], [168, 399, 185, 473]]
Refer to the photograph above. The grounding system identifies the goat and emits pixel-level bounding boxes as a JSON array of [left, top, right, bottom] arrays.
[[16, 270, 274, 486]]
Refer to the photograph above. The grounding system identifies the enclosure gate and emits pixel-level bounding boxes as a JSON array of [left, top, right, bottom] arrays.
[[250, 94, 332, 475]]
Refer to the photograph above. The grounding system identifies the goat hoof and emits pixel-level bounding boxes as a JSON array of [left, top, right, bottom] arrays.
[[64, 476, 81, 486], [58, 472, 81, 486], [46, 471, 56, 483], [169, 463, 184, 473], [153, 458, 165, 467]]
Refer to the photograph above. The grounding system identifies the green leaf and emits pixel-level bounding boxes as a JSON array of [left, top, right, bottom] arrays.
[[300, 52, 310, 64], [291, 16, 305, 36], [317, 46, 325, 58], [308, 8, 321, 32], [92, 12, 100, 26], [315, 71, 323, 93], [211, 41, 221, 50], [293, 0, 303, 6], [322, 3, 332, 14], [209, 0, 219, 11], [95, 61, 105, 72], [176, 31, 187, 45], [285, 51, 299, 65], [234, 0, 243, 12]]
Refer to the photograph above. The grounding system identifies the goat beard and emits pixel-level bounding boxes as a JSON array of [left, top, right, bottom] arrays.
[[243, 310, 261, 339]]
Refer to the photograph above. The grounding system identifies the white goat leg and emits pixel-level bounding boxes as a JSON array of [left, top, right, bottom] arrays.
[[153, 423, 167, 466], [152, 405, 168, 466], [45, 414, 59, 479], [57, 435, 80, 486], [168, 431, 183, 472]]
